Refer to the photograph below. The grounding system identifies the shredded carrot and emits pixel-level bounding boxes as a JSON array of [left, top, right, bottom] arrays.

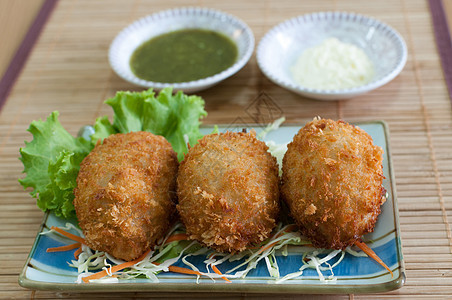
[[167, 265, 204, 276], [207, 254, 231, 283], [211, 264, 231, 283], [272, 224, 298, 240], [282, 224, 298, 234], [168, 264, 234, 283], [46, 242, 81, 253], [164, 233, 189, 244], [74, 246, 82, 259], [155, 259, 229, 283], [355, 240, 393, 278], [152, 262, 205, 279], [257, 240, 279, 255], [82, 249, 151, 283], [50, 226, 85, 244], [254, 224, 299, 253]]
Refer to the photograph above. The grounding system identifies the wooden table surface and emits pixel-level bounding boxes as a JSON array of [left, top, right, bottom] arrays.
[[1, 0, 452, 299]]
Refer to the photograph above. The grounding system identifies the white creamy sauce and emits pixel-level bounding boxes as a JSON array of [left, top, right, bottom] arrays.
[[291, 38, 374, 90]]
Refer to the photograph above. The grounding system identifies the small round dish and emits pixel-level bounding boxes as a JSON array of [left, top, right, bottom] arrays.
[[109, 7, 254, 93], [257, 12, 407, 100]]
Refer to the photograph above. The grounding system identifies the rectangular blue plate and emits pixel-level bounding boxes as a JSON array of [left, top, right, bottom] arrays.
[[19, 121, 405, 294]]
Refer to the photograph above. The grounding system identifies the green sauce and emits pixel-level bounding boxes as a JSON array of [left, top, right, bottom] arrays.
[[130, 29, 238, 83]]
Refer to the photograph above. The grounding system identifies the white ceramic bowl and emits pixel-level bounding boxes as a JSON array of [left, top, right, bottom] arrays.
[[257, 12, 407, 100], [109, 7, 254, 93]]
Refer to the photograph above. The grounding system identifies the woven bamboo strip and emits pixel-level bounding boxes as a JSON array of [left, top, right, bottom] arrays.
[[0, 0, 452, 298]]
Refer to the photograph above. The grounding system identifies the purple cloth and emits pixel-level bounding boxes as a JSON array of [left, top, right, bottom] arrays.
[[0, 0, 58, 111], [429, 0, 452, 102]]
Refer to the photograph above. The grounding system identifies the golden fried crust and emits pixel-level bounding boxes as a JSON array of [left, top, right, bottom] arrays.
[[177, 131, 280, 253], [74, 131, 178, 261], [281, 119, 385, 249]]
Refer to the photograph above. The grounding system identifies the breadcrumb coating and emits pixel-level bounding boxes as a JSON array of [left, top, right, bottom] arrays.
[[177, 131, 280, 253], [281, 118, 386, 249], [74, 131, 178, 261]]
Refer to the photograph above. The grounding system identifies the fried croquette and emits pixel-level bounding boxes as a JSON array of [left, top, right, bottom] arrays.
[[177, 131, 280, 253], [74, 131, 178, 261], [281, 118, 386, 250]]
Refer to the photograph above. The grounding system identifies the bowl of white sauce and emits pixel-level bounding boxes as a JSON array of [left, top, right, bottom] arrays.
[[257, 12, 407, 100]]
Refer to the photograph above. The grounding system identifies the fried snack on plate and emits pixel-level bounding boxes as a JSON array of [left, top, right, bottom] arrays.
[[177, 131, 280, 253], [281, 118, 386, 249], [74, 131, 178, 261]]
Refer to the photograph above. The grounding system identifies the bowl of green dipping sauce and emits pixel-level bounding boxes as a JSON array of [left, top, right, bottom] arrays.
[[109, 7, 254, 92]]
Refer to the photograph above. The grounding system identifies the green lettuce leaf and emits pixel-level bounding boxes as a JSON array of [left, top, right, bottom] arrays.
[[18, 112, 93, 219], [92, 87, 207, 161], [19, 88, 207, 219]]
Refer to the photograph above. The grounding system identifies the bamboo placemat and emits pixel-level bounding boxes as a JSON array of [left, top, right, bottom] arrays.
[[1, 0, 452, 298]]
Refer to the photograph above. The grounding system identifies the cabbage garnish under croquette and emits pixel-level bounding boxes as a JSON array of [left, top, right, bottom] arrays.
[[281, 118, 386, 250], [74, 131, 178, 261], [177, 131, 280, 253]]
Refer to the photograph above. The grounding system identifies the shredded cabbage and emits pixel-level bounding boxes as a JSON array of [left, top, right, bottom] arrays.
[[256, 116, 287, 173], [47, 221, 369, 284], [258, 117, 286, 139]]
